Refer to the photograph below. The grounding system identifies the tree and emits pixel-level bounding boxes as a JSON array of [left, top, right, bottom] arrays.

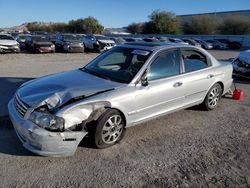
[[182, 15, 217, 34], [82, 16, 104, 34], [68, 17, 104, 34], [127, 22, 144, 34], [51, 23, 69, 33], [143, 10, 179, 34], [218, 16, 250, 35]]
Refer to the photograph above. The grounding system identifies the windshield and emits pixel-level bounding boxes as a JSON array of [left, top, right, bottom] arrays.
[[32, 36, 49, 42], [0, 35, 14, 40], [19, 35, 30, 40], [63, 35, 81, 41], [84, 47, 151, 83]]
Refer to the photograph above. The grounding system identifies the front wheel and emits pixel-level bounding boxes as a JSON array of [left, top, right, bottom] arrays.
[[94, 109, 125, 148], [202, 83, 222, 110]]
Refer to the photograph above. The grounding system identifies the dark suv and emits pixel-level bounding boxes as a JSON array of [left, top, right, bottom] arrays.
[[55, 34, 84, 53]]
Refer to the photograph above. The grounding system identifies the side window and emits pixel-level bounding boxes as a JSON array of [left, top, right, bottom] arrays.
[[181, 50, 208, 73], [148, 50, 180, 81]]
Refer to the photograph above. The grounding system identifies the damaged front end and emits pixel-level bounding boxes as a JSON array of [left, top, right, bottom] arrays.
[[8, 92, 110, 157], [232, 50, 250, 79], [233, 58, 250, 79]]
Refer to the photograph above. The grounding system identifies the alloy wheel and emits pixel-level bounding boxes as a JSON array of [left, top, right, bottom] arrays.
[[101, 115, 124, 144]]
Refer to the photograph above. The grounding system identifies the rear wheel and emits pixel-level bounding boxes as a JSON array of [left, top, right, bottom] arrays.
[[94, 109, 125, 148], [203, 83, 222, 110]]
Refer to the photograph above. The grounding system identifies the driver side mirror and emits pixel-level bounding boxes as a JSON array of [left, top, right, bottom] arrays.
[[141, 70, 149, 87]]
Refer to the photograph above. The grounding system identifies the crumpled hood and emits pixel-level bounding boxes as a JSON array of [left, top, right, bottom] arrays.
[[17, 69, 122, 109], [0, 40, 18, 46]]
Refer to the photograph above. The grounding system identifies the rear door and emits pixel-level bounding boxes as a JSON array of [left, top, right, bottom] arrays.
[[179, 48, 216, 106]]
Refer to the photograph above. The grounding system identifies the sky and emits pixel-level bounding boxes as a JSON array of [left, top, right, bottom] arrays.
[[0, 0, 250, 28]]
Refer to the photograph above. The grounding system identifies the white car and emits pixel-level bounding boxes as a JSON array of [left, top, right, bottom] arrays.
[[8, 42, 233, 157], [83, 34, 115, 52], [0, 34, 20, 53]]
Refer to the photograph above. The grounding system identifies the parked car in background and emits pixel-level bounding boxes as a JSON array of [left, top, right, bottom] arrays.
[[32, 31, 48, 35], [169, 38, 189, 45], [9, 32, 19, 40], [182, 39, 201, 47], [232, 50, 250, 79], [123, 37, 143, 42], [83, 34, 115, 52], [205, 40, 228, 49], [55, 34, 84, 53], [8, 42, 233, 156], [17, 34, 31, 49], [216, 39, 242, 50], [143, 37, 159, 42], [110, 37, 126, 44], [157, 37, 169, 42], [25, 35, 55, 53], [0, 34, 20, 53], [194, 39, 213, 50], [48, 34, 57, 44]]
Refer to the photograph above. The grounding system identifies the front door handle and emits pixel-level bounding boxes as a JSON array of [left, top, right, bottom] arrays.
[[173, 81, 183, 87], [207, 74, 215, 79]]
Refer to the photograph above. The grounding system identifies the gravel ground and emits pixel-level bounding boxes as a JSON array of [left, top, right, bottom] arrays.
[[0, 50, 249, 188]]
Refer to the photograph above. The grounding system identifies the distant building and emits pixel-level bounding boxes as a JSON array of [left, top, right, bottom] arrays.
[[178, 9, 250, 24]]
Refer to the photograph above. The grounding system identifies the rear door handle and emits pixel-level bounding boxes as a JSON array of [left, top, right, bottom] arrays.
[[173, 81, 183, 87], [207, 74, 215, 79]]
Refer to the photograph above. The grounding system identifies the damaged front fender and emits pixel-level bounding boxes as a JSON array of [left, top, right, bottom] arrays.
[[58, 101, 111, 129]]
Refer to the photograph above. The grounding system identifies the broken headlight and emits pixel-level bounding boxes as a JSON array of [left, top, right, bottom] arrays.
[[29, 111, 65, 131]]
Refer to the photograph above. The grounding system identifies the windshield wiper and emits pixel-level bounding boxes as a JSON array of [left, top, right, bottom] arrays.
[[81, 67, 111, 81]]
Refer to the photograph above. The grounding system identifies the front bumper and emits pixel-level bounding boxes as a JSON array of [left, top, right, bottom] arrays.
[[64, 45, 84, 53], [36, 47, 54, 53], [8, 99, 87, 157], [0, 45, 20, 53]]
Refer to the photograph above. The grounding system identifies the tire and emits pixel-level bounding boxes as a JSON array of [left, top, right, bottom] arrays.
[[93, 43, 101, 53], [202, 83, 222, 111], [94, 109, 125, 148]]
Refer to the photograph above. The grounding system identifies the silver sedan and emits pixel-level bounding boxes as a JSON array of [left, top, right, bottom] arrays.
[[8, 42, 233, 156]]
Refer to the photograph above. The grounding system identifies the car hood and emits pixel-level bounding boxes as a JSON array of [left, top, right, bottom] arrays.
[[0, 40, 18, 46], [17, 69, 123, 109]]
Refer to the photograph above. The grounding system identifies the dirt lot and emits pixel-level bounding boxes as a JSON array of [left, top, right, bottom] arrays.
[[0, 50, 249, 188]]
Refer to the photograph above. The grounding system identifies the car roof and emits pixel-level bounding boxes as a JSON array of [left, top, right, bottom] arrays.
[[119, 42, 191, 52]]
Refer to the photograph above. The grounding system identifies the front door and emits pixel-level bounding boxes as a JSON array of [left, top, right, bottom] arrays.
[[130, 49, 186, 124]]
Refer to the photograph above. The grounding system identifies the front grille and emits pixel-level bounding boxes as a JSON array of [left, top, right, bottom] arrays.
[[14, 94, 29, 117], [71, 46, 82, 49]]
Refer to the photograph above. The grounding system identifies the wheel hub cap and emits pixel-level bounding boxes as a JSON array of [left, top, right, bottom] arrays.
[[101, 115, 123, 144]]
